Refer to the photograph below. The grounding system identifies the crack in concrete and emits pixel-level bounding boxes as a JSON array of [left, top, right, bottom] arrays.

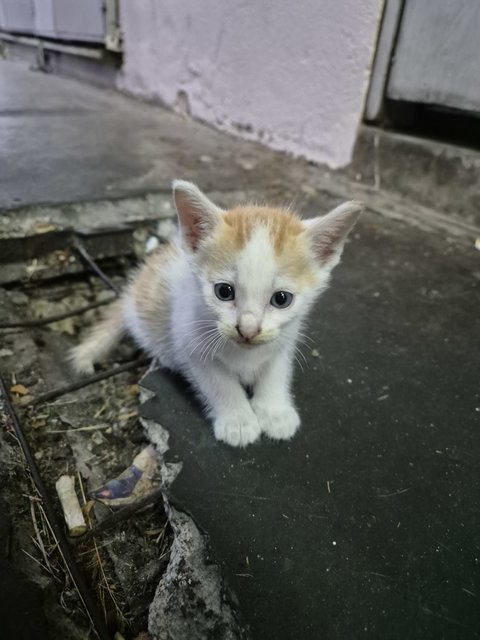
[[139, 372, 250, 640]]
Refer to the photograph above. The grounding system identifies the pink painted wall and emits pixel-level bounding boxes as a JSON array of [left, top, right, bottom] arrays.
[[118, 0, 381, 169]]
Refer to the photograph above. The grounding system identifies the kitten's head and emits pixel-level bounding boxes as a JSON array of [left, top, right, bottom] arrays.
[[173, 180, 362, 347]]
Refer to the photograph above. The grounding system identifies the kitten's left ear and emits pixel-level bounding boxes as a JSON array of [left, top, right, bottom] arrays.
[[172, 180, 224, 251], [303, 201, 363, 267]]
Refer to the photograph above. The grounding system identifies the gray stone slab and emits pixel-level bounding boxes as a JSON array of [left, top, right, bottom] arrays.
[[0, 60, 295, 211], [141, 212, 480, 640]]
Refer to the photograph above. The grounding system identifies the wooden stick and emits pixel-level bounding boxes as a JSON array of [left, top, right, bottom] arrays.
[[0, 298, 114, 329], [55, 475, 88, 537], [73, 238, 121, 296], [28, 357, 149, 406]]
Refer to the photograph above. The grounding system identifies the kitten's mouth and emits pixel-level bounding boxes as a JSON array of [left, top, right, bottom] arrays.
[[220, 326, 274, 347], [236, 338, 256, 347], [234, 334, 272, 347]]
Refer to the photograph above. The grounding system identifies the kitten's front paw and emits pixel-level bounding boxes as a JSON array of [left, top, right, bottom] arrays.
[[252, 401, 300, 441], [214, 410, 261, 447]]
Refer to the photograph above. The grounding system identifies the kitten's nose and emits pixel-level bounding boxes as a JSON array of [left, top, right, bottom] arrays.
[[236, 313, 260, 340]]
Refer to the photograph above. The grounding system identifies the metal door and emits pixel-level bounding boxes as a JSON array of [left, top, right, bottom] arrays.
[[0, 0, 120, 49], [366, 0, 480, 120]]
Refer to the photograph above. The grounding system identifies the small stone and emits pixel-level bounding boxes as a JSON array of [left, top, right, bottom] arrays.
[[10, 291, 29, 305], [32, 222, 56, 234], [311, 349, 319, 358], [145, 236, 159, 254], [300, 185, 317, 196], [237, 158, 256, 171]]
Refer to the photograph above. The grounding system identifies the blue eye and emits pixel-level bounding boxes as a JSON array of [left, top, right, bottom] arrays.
[[270, 291, 293, 308], [214, 283, 235, 301]]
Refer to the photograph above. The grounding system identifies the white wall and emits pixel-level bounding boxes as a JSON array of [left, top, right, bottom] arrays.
[[118, 0, 381, 169]]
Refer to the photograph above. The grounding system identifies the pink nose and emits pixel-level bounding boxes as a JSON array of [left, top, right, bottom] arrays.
[[236, 325, 260, 340], [236, 313, 260, 340]]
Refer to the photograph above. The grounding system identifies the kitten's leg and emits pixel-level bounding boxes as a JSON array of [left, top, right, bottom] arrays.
[[69, 299, 125, 374], [251, 348, 300, 440], [187, 362, 261, 447]]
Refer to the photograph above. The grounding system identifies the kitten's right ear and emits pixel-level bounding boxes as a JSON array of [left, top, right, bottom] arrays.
[[172, 180, 223, 251], [303, 200, 363, 267]]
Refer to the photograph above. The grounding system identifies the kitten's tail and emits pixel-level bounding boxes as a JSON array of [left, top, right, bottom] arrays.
[[69, 299, 125, 375]]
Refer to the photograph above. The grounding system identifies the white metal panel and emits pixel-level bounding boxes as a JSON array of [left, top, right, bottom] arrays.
[[387, 0, 480, 112], [53, 0, 104, 42], [0, 0, 35, 33], [33, 0, 55, 38]]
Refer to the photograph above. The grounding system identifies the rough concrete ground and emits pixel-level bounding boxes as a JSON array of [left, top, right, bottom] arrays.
[[1, 60, 479, 640]]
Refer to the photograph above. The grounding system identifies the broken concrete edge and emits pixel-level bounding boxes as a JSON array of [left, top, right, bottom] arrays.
[[149, 505, 250, 640], [0, 188, 263, 238], [138, 369, 250, 640], [0, 192, 175, 238], [0, 189, 262, 285], [0, 193, 177, 284]]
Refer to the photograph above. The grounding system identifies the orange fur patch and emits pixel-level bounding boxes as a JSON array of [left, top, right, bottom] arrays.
[[223, 206, 303, 252], [200, 206, 316, 286]]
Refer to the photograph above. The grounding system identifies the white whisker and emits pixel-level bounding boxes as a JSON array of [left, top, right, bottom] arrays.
[[294, 345, 308, 364], [200, 333, 218, 363], [211, 334, 227, 360], [297, 332, 315, 344], [294, 353, 305, 373], [188, 328, 219, 357]]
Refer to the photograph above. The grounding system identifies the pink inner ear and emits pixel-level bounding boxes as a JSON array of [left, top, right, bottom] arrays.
[[174, 192, 204, 251], [312, 221, 349, 262], [183, 213, 203, 251], [306, 203, 362, 264], [173, 183, 221, 251]]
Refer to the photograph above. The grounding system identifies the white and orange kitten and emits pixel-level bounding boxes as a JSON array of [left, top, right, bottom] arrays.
[[71, 181, 362, 447]]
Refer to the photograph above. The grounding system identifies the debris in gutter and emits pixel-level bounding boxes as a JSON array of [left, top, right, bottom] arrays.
[[0, 297, 114, 330], [0, 375, 110, 640], [10, 383, 29, 396], [73, 237, 121, 295], [91, 445, 159, 508], [55, 475, 88, 537], [0, 214, 173, 638]]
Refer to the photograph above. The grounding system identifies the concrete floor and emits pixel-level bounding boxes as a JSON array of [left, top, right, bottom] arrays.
[[142, 218, 480, 639], [1, 60, 479, 639]]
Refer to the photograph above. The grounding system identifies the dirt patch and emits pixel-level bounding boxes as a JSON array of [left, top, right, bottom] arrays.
[[0, 260, 171, 639]]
